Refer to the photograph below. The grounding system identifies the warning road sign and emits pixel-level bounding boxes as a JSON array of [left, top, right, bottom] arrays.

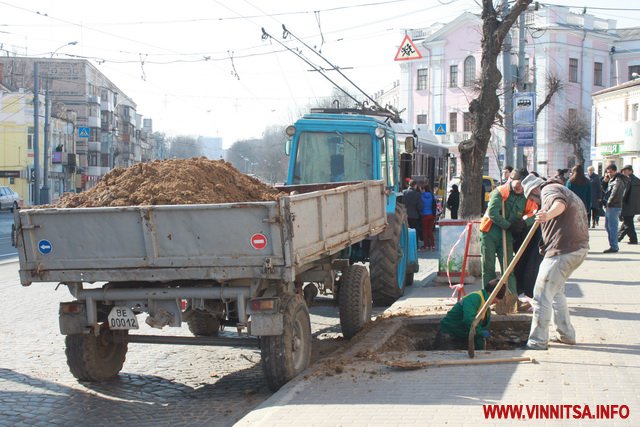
[[394, 35, 423, 61], [250, 233, 268, 250]]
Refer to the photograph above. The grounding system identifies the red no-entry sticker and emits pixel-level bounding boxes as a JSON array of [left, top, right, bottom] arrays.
[[250, 233, 268, 250]]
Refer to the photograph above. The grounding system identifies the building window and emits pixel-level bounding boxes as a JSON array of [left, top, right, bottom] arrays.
[[594, 62, 603, 86], [633, 104, 639, 122], [417, 68, 428, 91], [568, 108, 577, 122], [89, 152, 98, 167], [27, 134, 33, 150], [449, 112, 458, 133], [629, 65, 640, 81], [417, 114, 427, 125], [569, 58, 579, 83], [463, 112, 473, 132], [449, 65, 458, 88], [463, 56, 476, 87]]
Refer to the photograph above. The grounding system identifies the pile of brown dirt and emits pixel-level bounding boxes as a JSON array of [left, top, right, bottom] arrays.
[[56, 157, 281, 208]]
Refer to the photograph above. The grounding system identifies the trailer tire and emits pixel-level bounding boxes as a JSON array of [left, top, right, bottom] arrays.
[[187, 312, 221, 336], [370, 203, 408, 306], [260, 294, 311, 391], [65, 326, 128, 382], [338, 265, 372, 339]]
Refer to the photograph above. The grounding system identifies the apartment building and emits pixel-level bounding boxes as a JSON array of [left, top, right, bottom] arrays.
[[0, 57, 158, 203]]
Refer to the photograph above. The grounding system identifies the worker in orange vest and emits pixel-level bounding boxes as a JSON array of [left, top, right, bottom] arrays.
[[478, 168, 537, 294]]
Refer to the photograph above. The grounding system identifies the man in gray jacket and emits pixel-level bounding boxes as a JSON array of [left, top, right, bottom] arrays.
[[603, 164, 629, 253], [618, 165, 640, 245]]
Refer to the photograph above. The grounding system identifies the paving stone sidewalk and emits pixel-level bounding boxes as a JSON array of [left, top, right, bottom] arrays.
[[237, 227, 640, 427]]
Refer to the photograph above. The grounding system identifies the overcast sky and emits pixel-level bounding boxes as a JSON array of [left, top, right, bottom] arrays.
[[1, 0, 639, 147]]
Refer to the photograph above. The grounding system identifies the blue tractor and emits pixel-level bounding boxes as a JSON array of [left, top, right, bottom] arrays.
[[284, 108, 419, 306]]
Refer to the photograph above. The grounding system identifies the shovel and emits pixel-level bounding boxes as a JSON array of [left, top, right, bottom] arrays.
[[468, 221, 540, 358]]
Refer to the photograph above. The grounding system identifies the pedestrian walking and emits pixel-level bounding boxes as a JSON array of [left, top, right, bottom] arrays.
[[446, 184, 460, 219], [521, 174, 589, 350], [602, 164, 628, 253], [618, 165, 640, 245], [587, 165, 603, 228], [566, 164, 591, 215], [419, 183, 437, 250], [435, 278, 506, 350], [402, 179, 423, 250]]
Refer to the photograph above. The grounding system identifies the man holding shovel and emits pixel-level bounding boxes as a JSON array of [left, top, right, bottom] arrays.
[[479, 168, 536, 312], [521, 174, 590, 350]]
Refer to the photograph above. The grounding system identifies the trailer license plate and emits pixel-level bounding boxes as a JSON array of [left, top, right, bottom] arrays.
[[107, 306, 139, 330]]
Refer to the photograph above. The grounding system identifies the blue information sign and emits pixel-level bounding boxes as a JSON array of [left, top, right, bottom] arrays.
[[514, 125, 534, 147], [434, 123, 447, 135], [514, 92, 535, 126]]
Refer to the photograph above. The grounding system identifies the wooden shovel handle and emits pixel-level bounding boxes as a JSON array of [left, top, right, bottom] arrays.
[[467, 221, 540, 358]]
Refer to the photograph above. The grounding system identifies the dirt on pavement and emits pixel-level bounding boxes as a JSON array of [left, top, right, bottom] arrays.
[[55, 157, 281, 208]]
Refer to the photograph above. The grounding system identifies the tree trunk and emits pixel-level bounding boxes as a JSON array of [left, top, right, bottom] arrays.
[[458, 0, 532, 219]]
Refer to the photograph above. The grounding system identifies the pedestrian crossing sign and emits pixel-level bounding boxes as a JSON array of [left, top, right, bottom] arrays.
[[435, 123, 447, 135], [77, 127, 90, 138], [394, 35, 422, 61]]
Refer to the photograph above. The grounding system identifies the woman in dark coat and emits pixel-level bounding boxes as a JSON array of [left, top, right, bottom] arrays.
[[587, 165, 603, 228], [566, 164, 591, 215], [446, 184, 460, 219]]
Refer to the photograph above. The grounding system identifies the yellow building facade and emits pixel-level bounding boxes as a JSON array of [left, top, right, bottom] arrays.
[[0, 91, 45, 206]]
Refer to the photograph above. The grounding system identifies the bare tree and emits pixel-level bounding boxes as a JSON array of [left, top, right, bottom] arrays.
[[535, 72, 562, 120], [558, 111, 590, 166], [458, 0, 532, 218], [227, 126, 289, 183], [167, 135, 202, 159]]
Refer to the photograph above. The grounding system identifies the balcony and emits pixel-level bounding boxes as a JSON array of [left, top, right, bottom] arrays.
[[445, 132, 472, 144], [88, 141, 101, 152], [87, 115, 100, 128], [52, 151, 65, 164], [76, 141, 89, 154], [86, 166, 102, 177]]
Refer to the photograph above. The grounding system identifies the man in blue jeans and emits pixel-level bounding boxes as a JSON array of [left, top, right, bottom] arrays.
[[602, 164, 628, 253], [521, 174, 589, 350]]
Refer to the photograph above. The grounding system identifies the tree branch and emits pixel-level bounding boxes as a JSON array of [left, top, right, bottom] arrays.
[[496, 0, 532, 44], [535, 73, 562, 119]]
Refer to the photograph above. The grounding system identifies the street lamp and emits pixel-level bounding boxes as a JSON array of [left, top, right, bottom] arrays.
[[50, 41, 78, 58], [41, 41, 78, 203]]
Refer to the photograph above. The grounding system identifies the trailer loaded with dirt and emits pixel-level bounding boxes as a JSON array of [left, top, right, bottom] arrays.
[[13, 158, 387, 390]]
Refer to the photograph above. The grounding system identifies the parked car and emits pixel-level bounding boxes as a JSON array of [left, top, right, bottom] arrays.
[[0, 186, 20, 212], [447, 176, 497, 213]]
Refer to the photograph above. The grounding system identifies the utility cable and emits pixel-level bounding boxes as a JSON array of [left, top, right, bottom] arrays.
[[261, 28, 361, 107], [281, 25, 383, 110]]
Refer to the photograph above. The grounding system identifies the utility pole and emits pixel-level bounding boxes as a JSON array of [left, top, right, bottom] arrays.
[[41, 80, 50, 204], [532, 55, 538, 169], [515, 13, 526, 168], [33, 62, 40, 205], [502, 0, 514, 169]]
